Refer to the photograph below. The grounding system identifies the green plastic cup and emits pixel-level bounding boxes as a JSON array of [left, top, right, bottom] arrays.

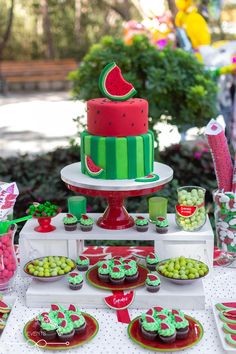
[[68, 196, 86, 220], [149, 197, 168, 223]]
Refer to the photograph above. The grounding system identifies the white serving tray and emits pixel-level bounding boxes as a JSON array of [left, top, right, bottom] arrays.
[[212, 298, 236, 353]]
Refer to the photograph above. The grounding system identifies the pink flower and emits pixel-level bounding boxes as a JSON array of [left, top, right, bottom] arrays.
[[194, 152, 202, 160]]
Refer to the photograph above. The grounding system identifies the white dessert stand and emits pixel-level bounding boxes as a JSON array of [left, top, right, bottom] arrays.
[[61, 162, 173, 230]]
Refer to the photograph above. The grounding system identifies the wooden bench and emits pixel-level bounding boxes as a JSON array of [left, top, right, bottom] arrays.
[[0, 59, 78, 93]]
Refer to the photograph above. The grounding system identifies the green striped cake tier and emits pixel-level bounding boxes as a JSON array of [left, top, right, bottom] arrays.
[[81, 130, 154, 180]]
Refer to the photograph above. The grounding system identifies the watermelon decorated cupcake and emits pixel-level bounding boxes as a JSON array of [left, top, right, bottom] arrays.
[[124, 264, 139, 282], [146, 252, 159, 271], [68, 272, 83, 290], [76, 255, 89, 271], [66, 304, 81, 317], [98, 263, 110, 282], [50, 304, 65, 318], [146, 273, 161, 293], [57, 319, 75, 342], [158, 321, 176, 344], [55, 311, 67, 325], [63, 214, 77, 231], [156, 217, 168, 234], [172, 315, 189, 339], [135, 216, 149, 232], [109, 266, 125, 285], [70, 313, 86, 334], [170, 309, 185, 319], [123, 258, 137, 267], [79, 214, 94, 232], [141, 315, 159, 341], [40, 315, 58, 341], [155, 313, 170, 324]]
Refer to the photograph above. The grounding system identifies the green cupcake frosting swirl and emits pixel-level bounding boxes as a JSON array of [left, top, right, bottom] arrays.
[[63, 215, 77, 224], [158, 321, 176, 336], [110, 267, 125, 279], [124, 259, 137, 267], [57, 321, 74, 335], [156, 217, 168, 228], [146, 276, 161, 286], [135, 217, 148, 226], [76, 256, 89, 266], [124, 265, 138, 276], [173, 316, 189, 329], [80, 216, 94, 226], [68, 273, 83, 284], [142, 318, 159, 332], [71, 315, 85, 328], [41, 319, 58, 331], [146, 253, 159, 264], [98, 265, 110, 275]]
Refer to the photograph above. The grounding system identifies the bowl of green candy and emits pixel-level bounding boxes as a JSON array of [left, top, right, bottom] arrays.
[[27, 201, 61, 233], [157, 256, 209, 285], [24, 256, 76, 282], [175, 186, 206, 232]]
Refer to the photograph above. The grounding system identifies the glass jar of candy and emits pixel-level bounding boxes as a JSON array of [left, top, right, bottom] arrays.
[[0, 224, 17, 293], [175, 186, 206, 231]]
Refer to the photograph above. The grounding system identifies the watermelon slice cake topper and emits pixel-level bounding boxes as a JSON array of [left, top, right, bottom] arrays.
[[99, 62, 137, 101], [85, 155, 103, 177]]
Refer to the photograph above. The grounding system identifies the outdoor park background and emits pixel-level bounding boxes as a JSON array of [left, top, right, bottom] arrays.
[[0, 0, 236, 242]]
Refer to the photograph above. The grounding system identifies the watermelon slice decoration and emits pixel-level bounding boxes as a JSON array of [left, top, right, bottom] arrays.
[[98, 62, 137, 101], [174, 315, 184, 323], [223, 323, 236, 334], [57, 312, 65, 319], [147, 273, 159, 282], [69, 272, 79, 278], [0, 300, 10, 313], [104, 290, 135, 310], [146, 308, 155, 317], [51, 304, 60, 312], [226, 334, 236, 347], [216, 302, 236, 311], [135, 173, 160, 183], [68, 304, 77, 312], [85, 155, 103, 177], [113, 260, 122, 266], [70, 314, 80, 322], [160, 322, 170, 330], [156, 314, 168, 321], [60, 319, 67, 328], [153, 306, 164, 313], [220, 310, 236, 324], [145, 315, 156, 323]]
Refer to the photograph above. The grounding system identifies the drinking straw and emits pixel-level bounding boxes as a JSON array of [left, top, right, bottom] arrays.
[[205, 119, 233, 192], [0, 215, 32, 235]]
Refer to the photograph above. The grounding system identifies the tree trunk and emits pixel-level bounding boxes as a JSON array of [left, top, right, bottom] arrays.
[[75, 0, 81, 44], [103, 0, 132, 21], [0, 0, 15, 61], [40, 0, 55, 59], [167, 0, 177, 17]]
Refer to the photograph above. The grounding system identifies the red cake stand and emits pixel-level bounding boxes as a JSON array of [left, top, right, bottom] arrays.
[[61, 162, 173, 230]]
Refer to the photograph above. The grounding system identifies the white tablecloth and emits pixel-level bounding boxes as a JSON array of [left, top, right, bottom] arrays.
[[1, 267, 236, 354]]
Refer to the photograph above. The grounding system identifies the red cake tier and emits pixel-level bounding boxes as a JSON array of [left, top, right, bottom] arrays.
[[87, 98, 148, 137]]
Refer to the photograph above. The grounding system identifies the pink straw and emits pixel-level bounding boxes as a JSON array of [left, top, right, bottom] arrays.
[[205, 119, 233, 192]]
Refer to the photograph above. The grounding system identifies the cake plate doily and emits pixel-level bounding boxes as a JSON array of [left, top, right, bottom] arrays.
[[61, 162, 173, 230]]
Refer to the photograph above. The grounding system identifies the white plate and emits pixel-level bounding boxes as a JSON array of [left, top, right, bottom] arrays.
[[212, 298, 236, 353]]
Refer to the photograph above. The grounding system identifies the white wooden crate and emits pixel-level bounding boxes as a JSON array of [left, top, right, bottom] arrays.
[[19, 213, 214, 276]]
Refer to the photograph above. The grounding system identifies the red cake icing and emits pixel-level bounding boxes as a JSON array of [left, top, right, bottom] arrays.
[[87, 98, 148, 137]]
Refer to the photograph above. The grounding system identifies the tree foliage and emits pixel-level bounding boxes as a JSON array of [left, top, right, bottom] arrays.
[[69, 35, 218, 130]]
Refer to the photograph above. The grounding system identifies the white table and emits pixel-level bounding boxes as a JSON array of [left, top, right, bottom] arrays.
[[1, 265, 236, 354]]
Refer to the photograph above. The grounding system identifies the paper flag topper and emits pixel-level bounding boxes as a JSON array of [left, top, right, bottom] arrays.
[[0, 182, 19, 220]]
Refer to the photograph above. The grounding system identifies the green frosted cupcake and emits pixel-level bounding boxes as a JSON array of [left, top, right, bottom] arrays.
[[69, 313, 86, 334], [40, 316, 58, 341], [124, 264, 139, 282], [76, 255, 89, 271], [141, 315, 159, 341], [146, 252, 159, 271], [109, 266, 125, 285], [57, 319, 75, 342], [98, 262, 110, 283], [63, 214, 77, 231], [79, 214, 94, 231], [156, 216, 168, 234], [172, 315, 189, 339], [146, 273, 161, 293], [68, 272, 83, 290], [158, 321, 176, 344], [135, 216, 149, 232]]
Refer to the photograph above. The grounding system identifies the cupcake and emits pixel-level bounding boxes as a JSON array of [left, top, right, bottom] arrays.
[[135, 216, 149, 232], [146, 273, 161, 292], [109, 266, 125, 285], [76, 255, 89, 271], [79, 214, 94, 231], [158, 321, 176, 344], [141, 315, 159, 341], [70, 313, 86, 334], [156, 217, 168, 234], [98, 263, 110, 283], [57, 319, 75, 342], [124, 264, 139, 282], [40, 315, 58, 341], [63, 214, 77, 231], [50, 304, 65, 319], [146, 252, 159, 271], [172, 315, 189, 339], [66, 304, 81, 317], [68, 272, 83, 290]]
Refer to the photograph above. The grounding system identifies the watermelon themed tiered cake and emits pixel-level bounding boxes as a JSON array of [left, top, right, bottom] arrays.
[[80, 63, 156, 181]]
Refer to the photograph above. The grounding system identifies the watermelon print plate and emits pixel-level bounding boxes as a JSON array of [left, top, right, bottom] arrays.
[[23, 312, 99, 351], [128, 315, 204, 352], [86, 264, 148, 291]]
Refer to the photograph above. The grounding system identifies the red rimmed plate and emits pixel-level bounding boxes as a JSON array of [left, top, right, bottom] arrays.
[[86, 264, 148, 291], [128, 315, 204, 352], [23, 312, 99, 351]]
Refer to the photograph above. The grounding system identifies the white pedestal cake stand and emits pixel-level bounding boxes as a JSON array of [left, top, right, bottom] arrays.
[[61, 162, 173, 230]]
